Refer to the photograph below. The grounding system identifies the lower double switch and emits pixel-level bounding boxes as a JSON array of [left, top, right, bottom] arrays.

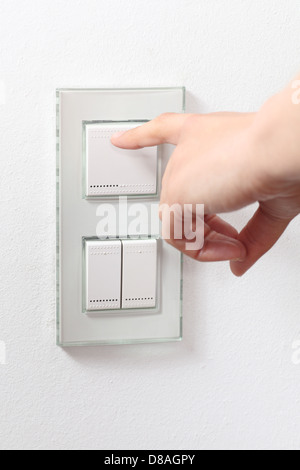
[[85, 239, 157, 312]]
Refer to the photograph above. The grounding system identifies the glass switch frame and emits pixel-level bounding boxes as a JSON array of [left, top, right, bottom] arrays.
[[56, 87, 185, 347]]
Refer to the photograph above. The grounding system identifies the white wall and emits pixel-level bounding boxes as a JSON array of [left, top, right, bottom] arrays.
[[0, 0, 300, 450]]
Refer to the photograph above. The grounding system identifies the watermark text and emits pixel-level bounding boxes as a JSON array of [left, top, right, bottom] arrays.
[[292, 339, 300, 365], [95, 197, 205, 251], [0, 80, 6, 106], [0, 341, 6, 365]]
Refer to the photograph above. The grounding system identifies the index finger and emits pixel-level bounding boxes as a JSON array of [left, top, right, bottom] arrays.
[[110, 112, 192, 149]]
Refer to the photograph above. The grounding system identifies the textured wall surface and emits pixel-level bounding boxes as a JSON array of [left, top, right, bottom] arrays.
[[0, 0, 300, 450]]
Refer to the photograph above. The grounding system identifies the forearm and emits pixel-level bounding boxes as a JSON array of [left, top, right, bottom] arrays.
[[250, 74, 300, 181]]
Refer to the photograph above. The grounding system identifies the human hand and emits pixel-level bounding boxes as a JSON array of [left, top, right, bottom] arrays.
[[111, 80, 300, 276]]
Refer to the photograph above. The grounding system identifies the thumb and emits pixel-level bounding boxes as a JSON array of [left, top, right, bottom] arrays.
[[230, 205, 292, 276]]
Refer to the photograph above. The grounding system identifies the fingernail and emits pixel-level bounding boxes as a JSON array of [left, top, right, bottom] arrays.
[[225, 241, 246, 262], [111, 131, 126, 140]]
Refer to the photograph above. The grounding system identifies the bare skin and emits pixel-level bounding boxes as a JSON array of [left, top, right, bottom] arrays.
[[111, 75, 300, 276]]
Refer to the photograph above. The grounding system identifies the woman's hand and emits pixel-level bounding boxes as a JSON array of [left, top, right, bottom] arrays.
[[111, 78, 300, 276]]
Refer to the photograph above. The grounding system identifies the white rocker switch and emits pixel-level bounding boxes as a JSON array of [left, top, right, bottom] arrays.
[[85, 122, 158, 198], [85, 240, 122, 311], [122, 239, 157, 309]]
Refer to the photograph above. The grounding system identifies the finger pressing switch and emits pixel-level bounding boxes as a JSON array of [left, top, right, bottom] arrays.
[[122, 239, 157, 309], [84, 122, 158, 198], [85, 240, 121, 311]]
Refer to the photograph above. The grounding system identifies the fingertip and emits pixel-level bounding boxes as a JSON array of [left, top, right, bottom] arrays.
[[195, 239, 246, 263], [110, 131, 126, 147], [230, 259, 248, 277], [235, 241, 247, 262], [111, 131, 126, 140]]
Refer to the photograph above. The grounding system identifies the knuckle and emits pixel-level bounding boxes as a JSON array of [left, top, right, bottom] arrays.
[[178, 114, 203, 138], [152, 113, 176, 140], [156, 112, 176, 122], [182, 113, 202, 130]]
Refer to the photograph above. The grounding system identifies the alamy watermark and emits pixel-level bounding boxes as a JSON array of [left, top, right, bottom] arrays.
[[291, 80, 300, 105], [95, 197, 205, 251], [0, 80, 6, 106], [292, 339, 300, 365], [0, 341, 6, 365]]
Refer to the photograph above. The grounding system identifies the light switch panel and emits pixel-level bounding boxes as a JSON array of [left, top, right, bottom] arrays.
[[84, 122, 158, 198], [122, 239, 157, 309], [57, 87, 185, 346], [85, 240, 121, 311]]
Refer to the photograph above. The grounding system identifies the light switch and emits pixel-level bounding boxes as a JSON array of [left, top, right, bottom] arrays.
[[122, 239, 157, 309], [57, 87, 185, 346], [85, 122, 158, 197], [85, 240, 121, 311]]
